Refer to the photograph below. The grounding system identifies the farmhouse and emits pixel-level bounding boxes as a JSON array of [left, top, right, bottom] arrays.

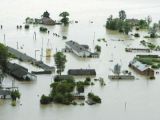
[[66, 41, 99, 58], [129, 60, 155, 78]]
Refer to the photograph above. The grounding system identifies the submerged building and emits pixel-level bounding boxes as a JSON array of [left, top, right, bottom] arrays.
[[65, 41, 99, 58], [6, 62, 37, 81], [129, 60, 155, 79]]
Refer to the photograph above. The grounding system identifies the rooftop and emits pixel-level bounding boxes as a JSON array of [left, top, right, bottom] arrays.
[[66, 41, 90, 53], [130, 60, 150, 72]]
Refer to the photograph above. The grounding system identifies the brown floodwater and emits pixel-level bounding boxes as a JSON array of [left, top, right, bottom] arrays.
[[0, 0, 160, 120]]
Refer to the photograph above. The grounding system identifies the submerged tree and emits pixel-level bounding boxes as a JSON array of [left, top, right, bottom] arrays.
[[42, 11, 50, 18], [59, 12, 70, 24], [119, 10, 126, 21], [54, 52, 67, 75], [149, 23, 159, 38], [146, 16, 152, 27], [0, 43, 8, 71]]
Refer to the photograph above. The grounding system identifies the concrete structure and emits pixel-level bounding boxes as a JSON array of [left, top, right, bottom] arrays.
[[129, 60, 155, 78]]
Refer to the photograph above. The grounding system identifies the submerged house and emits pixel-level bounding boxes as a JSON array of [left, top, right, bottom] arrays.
[[6, 62, 36, 81], [41, 17, 55, 25], [65, 41, 99, 58], [129, 60, 155, 78], [68, 69, 96, 76]]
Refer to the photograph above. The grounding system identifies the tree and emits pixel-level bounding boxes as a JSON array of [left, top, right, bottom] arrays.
[[119, 10, 126, 21], [42, 11, 50, 18], [0, 43, 8, 71], [54, 52, 67, 75], [11, 90, 20, 101], [59, 12, 70, 24], [95, 45, 101, 52], [149, 23, 158, 38], [123, 21, 132, 35], [146, 16, 152, 27]]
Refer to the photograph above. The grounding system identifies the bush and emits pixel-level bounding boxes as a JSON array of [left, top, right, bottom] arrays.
[[76, 84, 84, 93], [95, 45, 101, 52], [40, 95, 52, 104], [24, 25, 29, 29], [54, 75, 74, 82], [11, 90, 21, 101], [39, 27, 48, 32], [88, 93, 101, 103], [134, 33, 140, 37]]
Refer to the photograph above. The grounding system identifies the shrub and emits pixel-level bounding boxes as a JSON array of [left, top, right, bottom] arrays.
[[24, 25, 29, 29], [134, 33, 140, 37], [40, 95, 52, 104], [88, 93, 101, 103], [11, 90, 21, 101], [39, 27, 48, 32]]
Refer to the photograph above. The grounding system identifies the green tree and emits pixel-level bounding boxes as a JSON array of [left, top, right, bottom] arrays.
[[59, 12, 70, 24], [0, 43, 8, 71], [11, 90, 20, 101], [146, 16, 152, 27], [149, 23, 158, 38], [119, 10, 126, 21], [54, 52, 67, 75], [42, 11, 50, 18]]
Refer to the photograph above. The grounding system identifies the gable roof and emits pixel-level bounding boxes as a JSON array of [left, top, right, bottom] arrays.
[[66, 41, 90, 53]]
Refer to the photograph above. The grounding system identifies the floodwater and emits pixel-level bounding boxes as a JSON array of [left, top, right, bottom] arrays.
[[0, 0, 160, 120]]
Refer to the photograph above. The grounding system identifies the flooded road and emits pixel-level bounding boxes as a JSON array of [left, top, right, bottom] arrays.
[[0, 0, 160, 120]]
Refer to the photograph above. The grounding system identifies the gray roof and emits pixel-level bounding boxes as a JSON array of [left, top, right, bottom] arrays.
[[66, 41, 90, 53], [130, 60, 150, 72]]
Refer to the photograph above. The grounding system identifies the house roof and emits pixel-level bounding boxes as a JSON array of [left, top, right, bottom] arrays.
[[7, 62, 28, 79], [66, 41, 90, 53], [68, 69, 96, 75], [130, 60, 150, 72]]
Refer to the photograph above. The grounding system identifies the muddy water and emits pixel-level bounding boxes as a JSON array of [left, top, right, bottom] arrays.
[[0, 0, 160, 120]]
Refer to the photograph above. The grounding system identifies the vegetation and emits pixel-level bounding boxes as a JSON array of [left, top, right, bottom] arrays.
[[0, 43, 8, 71], [106, 10, 132, 35], [140, 40, 160, 50], [24, 24, 29, 29], [138, 19, 148, 29], [95, 45, 101, 52], [54, 52, 67, 75], [88, 92, 101, 103], [42, 11, 50, 18], [149, 23, 159, 38], [50, 79, 75, 105], [134, 33, 140, 37], [135, 56, 160, 69], [11, 90, 21, 101], [54, 75, 74, 82], [76, 81, 84, 93], [40, 95, 52, 104], [59, 12, 70, 24], [39, 27, 48, 32]]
